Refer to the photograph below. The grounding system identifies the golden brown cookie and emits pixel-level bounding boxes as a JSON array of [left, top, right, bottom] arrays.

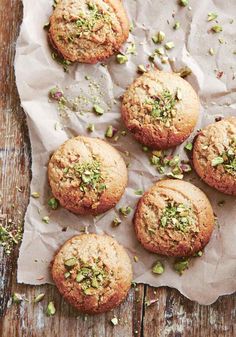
[[134, 179, 214, 257], [121, 70, 200, 149], [49, 0, 130, 63], [51, 234, 133, 314], [193, 117, 236, 195], [48, 136, 128, 215]]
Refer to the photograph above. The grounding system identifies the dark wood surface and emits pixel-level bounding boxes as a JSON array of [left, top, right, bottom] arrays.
[[0, 1, 235, 336]]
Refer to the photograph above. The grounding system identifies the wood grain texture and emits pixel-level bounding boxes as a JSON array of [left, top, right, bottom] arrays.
[[0, 1, 235, 337]]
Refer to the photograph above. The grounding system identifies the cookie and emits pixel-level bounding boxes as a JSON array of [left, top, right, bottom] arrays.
[[193, 117, 236, 195], [48, 136, 128, 215], [51, 234, 133, 314], [121, 70, 200, 149], [49, 0, 130, 63], [134, 179, 214, 257]]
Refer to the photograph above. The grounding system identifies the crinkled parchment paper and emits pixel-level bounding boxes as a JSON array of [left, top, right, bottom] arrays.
[[15, 0, 236, 304]]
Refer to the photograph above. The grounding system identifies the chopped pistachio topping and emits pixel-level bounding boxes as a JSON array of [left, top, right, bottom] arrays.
[[146, 89, 177, 125], [31, 192, 40, 198], [211, 156, 224, 167], [48, 197, 59, 210], [173, 21, 180, 30], [46, 301, 56, 316], [74, 3, 110, 37], [64, 257, 77, 268], [64, 160, 106, 193], [159, 201, 197, 233], [34, 293, 45, 303], [116, 54, 128, 64], [12, 292, 23, 304], [211, 139, 236, 175], [93, 104, 104, 115], [174, 259, 189, 275], [72, 259, 109, 295], [152, 261, 164, 275], [164, 41, 175, 50], [207, 12, 218, 22], [119, 206, 132, 216], [179, 0, 189, 6], [152, 31, 165, 44], [211, 25, 222, 33], [134, 256, 139, 263]]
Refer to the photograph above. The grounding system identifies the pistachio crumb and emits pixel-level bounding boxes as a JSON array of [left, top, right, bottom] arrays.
[[46, 301, 56, 316], [137, 65, 147, 74], [184, 142, 193, 151], [211, 25, 222, 33], [174, 259, 189, 275], [179, 0, 189, 6], [209, 48, 215, 56], [119, 206, 132, 216], [207, 12, 218, 22], [42, 216, 50, 224], [152, 261, 164, 275], [152, 31, 165, 44], [173, 21, 180, 30], [93, 105, 104, 116], [31, 192, 40, 198], [134, 256, 139, 263], [12, 293, 23, 304], [164, 41, 175, 50], [111, 317, 119, 326], [48, 197, 59, 210], [116, 54, 128, 64], [87, 123, 95, 133], [34, 293, 45, 303]]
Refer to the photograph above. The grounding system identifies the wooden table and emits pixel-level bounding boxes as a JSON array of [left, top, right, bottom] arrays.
[[0, 1, 235, 336]]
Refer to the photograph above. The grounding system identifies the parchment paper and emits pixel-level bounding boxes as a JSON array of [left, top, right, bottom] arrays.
[[15, 0, 236, 304]]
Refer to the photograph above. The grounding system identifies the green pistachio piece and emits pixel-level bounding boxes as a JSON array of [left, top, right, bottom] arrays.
[[211, 25, 222, 33], [64, 272, 71, 279], [116, 54, 128, 64], [93, 105, 104, 116], [207, 12, 218, 22], [64, 257, 77, 268], [119, 206, 132, 216], [152, 31, 165, 44], [209, 48, 215, 56], [91, 277, 99, 288], [174, 259, 189, 275], [173, 21, 180, 30], [177, 67, 192, 78], [76, 272, 85, 283], [105, 125, 114, 138], [185, 142, 193, 151], [46, 301, 56, 316], [211, 157, 224, 167], [165, 41, 175, 50], [87, 123, 95, 132], [112, 217, 122, 227], [152, 261, 165, 275], [34, 293, 45, 303], [179, 0, 189, 6], [83, 288, 94, 296], [48, 197, 59, 210], [134, 189, 143, 195], [31, 192, 40, 198], [12, 293, 23, 304]]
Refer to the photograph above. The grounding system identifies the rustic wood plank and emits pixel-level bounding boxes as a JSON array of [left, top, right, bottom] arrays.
[[0, 1, 235, 337], [143, 287, 236, 337]]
